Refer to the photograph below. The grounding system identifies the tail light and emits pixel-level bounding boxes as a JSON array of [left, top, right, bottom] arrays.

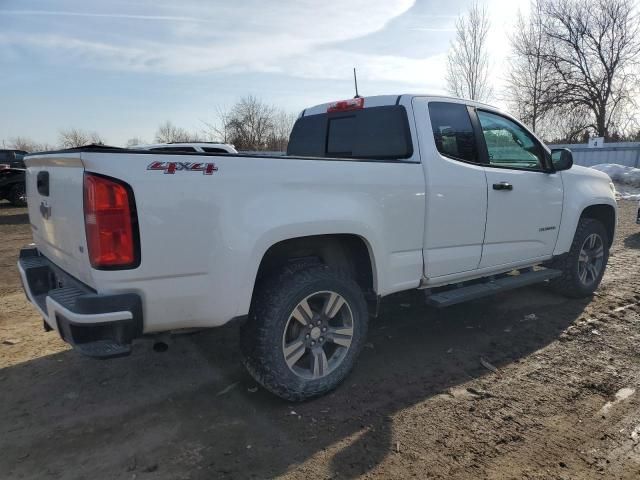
[[327, 97, 364, 113], [83, 172, 140, 269]]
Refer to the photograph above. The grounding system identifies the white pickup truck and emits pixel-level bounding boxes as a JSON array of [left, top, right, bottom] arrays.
[[19, 95, 617, 400]]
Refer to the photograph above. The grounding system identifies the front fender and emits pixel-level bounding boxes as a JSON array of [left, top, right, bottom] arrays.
[[554, 168, 617, 255]]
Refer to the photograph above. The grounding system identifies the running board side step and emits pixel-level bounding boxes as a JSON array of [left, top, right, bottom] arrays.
[[424, 268, 562, 308]]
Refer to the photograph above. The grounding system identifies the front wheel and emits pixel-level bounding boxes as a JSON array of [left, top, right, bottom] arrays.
[[548, 217, 609, 298], [241, 264, 368, 401]]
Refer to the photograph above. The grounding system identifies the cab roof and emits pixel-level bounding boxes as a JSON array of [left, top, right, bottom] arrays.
[[301, 94, 498, 117]]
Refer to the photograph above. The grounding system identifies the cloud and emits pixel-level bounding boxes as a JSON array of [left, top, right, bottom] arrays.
[[0, 0, 529, 94], [0, 10, 207, 23], [0, 0, 430, 83], [280, 49, 448, 89], [410, 27, 456, 32]]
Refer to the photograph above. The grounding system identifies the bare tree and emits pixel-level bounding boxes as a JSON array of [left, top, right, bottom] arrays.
[[229, 95, 275, 150], [267, 110, 297, 152], [202, 106, 234, 144], [609, 95, 640, 138], [58, 129, 105, 148], [505, 1, 555, 133], [540, 0, 640, 138], [210, 95, 281, 151], [539, 104, 593, 143], [154, 121, 199, 143], [446, 2, 493, 101], [125, 137, 147, 147], [8, 136, 37, 152], [7, 136, 55, 152]]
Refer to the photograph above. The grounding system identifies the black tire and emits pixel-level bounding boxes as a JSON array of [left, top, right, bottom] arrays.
[[241, 264, 368, 401], [8, 183, 27, 207], [548, 217, 609, 298]]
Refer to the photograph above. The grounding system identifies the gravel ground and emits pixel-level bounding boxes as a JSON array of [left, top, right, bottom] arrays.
[[1, 200, 640, 479]]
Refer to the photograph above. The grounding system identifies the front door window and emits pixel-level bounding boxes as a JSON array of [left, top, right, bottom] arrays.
[[477, 110, 544, 171]]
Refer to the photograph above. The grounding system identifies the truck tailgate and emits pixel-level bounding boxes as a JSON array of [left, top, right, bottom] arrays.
[[24, 153, 94, 287]]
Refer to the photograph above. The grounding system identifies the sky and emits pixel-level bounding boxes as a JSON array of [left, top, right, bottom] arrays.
[[0, 0, 529, 146]]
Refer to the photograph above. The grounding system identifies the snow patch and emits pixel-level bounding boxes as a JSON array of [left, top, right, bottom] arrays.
[[590, 164, 640, 200], [599, 387, 636, 416]]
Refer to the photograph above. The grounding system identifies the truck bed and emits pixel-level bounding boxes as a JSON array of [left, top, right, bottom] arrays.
[[24, 145, 425, 333]]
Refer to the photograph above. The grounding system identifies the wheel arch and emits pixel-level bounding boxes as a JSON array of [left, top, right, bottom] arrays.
[[554, 199, 617, 255], [580, 204, 616, 247], [238, 233, 379, 319], [253, 233, 377, 293]]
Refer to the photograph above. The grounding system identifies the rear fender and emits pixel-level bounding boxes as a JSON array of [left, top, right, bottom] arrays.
[[237, 221, 382, 317]]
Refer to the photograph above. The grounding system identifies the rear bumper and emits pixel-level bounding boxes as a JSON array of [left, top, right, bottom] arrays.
[[18, 247, 143, 358]]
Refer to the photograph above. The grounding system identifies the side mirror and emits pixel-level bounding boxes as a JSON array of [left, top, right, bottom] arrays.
[[550, 148, 573, 172]]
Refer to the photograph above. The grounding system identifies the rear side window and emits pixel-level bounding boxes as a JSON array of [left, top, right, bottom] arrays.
[[202, 147, 229, 153], [149, 146, 197, 153], [428, 102, 478, 163], [287, 105, 412, 160]]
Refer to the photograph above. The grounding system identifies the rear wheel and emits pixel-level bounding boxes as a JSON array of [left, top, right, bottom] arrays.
[[241, 264, 368, 401], [548, 218, 609, 298], [8, 183, 27, 207]]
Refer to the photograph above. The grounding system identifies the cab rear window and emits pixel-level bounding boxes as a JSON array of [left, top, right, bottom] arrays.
[[287, 105, 413, 160]]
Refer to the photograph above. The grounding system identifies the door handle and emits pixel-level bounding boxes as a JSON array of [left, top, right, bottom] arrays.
[[493, 182, 513, 191]]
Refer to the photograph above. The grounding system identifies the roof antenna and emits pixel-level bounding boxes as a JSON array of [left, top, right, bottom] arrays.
[[353, 67, 361, 98]]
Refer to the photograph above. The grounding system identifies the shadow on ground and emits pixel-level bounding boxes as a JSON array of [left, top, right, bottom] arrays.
[[0, 202, 29, 225], [0, 200, 24, 209], [0, 212, 28, 225], [1, 287, 588, 479], [624, 231, 640, 249]]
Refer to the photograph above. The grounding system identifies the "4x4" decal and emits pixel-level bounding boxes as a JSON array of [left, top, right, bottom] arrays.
[[147, 161, 218, 175]]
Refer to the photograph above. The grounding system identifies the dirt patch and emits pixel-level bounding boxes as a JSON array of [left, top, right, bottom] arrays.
[[2, 199, 640, 479]]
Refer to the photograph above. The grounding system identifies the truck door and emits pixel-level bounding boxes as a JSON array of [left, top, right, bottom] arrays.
[[413, 98, 488, 278], [473, 109, 563, 268]]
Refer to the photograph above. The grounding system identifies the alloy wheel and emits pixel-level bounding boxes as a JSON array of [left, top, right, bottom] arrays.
[[282, 291, 354, 380], [578, 233, 604, 286]]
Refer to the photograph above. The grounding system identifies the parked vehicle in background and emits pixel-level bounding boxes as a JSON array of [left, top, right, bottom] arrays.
[[0, 149, 27, 206], [18, 94, 616, 401], [130, 142, 237, 154], [0, 149, 27, 169], [0, 168, 26, 206]]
